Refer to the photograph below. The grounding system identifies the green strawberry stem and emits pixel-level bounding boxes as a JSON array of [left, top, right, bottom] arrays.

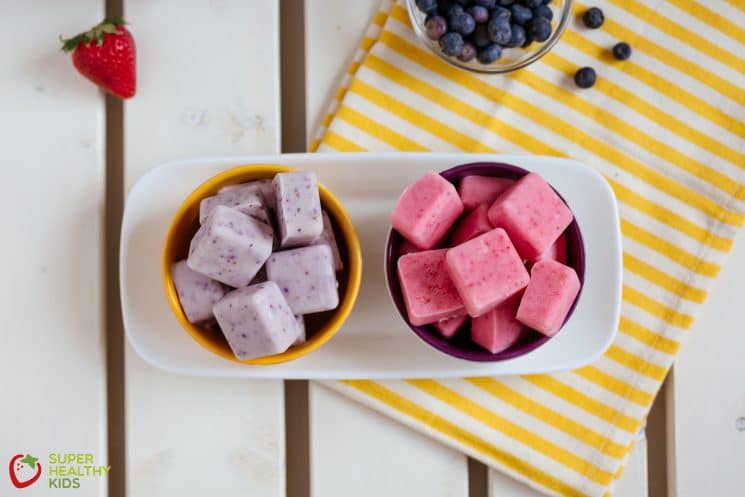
[[60, 17, 127, 52]]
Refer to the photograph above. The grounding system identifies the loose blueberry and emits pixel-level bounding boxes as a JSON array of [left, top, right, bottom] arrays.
[[468, 5, 490, 23], [528, 16, 552, 41], [458, 41, 478, 61], [574, 66, 596, 88], [506, 23, 526, 47], [524, 0, 543, 7], [471, 23, 491, 47], [582, 7, 604, 29], [477, 43, 503, 63], [439, 32, 465, 56], [416, 0, 438, 14], [532, 4, 553, 20], [450, 11, 476, 35], [510, 4, 533, 25], [488, 17, 512, 44], [473, 0, 497, 7], [612, 41, 632, 60], [490, 6, 511, 19], [425, 15, 448, 40]]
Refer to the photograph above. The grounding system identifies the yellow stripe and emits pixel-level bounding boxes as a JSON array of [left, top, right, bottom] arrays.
[[363, 54, 560, 154], [621, 219, 721, 277], [561, 29, 745, 137], [336, 105, 429, 151], [522, 375, 642, 433], [378, 22, 745, 226], [348, 78, 495, 152], [373, 10, 388, 27], [407, 379, 616, 486], [623, 252, 708, 304], [467, 377, 628, 458], [573, 2, 745, 109], [623, 285, 694, 329], [360, 35, 376, 52], [574, 366, 656, 407], [506, 59, 745, 199], [309, 138, 320, 152], [543, 52, 745, 169], [605, 345, 669, 382], [342, 380, 590, 497], [667, 0, 745, 46], [610, 179, 733, 253], [606, 0, 745, 76], [725, 0, 745, 11], [320, 130, 366, 152], [619, 316, 680, 355]]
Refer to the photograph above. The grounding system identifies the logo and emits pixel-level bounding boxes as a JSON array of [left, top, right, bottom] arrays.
[[9, 454, 42, 489]]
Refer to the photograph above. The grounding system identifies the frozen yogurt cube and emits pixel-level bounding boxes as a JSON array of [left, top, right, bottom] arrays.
[[471, 293, 524, 353], [517, 259, 580, 336], [312, 211, 343, 271], [445, 228, 530, 317], [433, 315, 467, 338], [172, 260, 226, 323], [266, 244, 339, 314], [397, 249, 465, 326], [187, 205, 274, 287], [391, 172, 463, 250], [458, 176, 513, 211], [213, 282, 301, 360], [273, 171, 324, 248], [451, 204, 492, 246], [487, 173, 573, 260], [200, 185, 270, 225]]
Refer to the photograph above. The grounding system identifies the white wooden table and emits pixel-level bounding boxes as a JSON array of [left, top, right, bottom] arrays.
[[2, 1, 743, 496]]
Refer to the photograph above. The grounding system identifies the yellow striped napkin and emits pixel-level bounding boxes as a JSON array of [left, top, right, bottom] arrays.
[[312, 1, 745, 496]]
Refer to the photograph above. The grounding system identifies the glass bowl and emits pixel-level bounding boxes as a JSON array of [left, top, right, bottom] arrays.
[[405, 0, 573, 74]]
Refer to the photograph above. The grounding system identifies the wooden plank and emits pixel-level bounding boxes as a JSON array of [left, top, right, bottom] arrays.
[[488, 434, 648, 497], [309, 384, 468, 497], [669, 228, 745, 497], [305, 2, 468, 495], [0, 2, 107, 495], [122, 1, 284, 496]]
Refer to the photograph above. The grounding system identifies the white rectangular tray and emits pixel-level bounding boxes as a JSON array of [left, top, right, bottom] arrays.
[[121, 153, 621, 378]]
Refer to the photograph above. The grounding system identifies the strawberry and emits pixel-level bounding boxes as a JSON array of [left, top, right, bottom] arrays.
[[61, 17, 136, 99]]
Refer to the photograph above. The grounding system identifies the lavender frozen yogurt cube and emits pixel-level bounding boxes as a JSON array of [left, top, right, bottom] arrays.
[[266, 244, 339, 314], [200, 185, 269, 225], [220, 180, 275, 211], [273, 172, 323, 248], [213, 282, 301, 360], [312, 211, 343, 271], [187, 205, 273, 288], [172, 260, 226, 323]]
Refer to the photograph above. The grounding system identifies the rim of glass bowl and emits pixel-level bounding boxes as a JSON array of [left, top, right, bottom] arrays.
[[405, 0, 573, 74]]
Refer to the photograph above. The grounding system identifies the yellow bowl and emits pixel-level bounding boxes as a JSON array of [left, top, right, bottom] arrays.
[[162, 164, 362, 365]]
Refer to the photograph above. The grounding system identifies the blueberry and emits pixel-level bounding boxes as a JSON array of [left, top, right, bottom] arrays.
[[458, 41, 478, 61], [523, 0, 543, 7], [528, 16, 552, 41], [473, 0, 497, 7], [425, 15, 448, 39], [505, 23, 526, 47], [612, 41, 632, 60], [416, 0, 438, 14], [488, 17, 512, 44], [468, 5, 490, 23], [446, 3, 465, 16], [490, 6, 511, 19], [582, 7, 604, 29], [477, 43, 502, 63], [574, 66, 596, 88], [532, 4, 553, 20], [439, 32, 465, 56], [450, 12, 476, 35], [471, 23, 491, 47], [510, 4, 533, 25]]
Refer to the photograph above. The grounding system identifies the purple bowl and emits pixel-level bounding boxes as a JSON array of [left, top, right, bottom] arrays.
[[385, 162, 586, 362]]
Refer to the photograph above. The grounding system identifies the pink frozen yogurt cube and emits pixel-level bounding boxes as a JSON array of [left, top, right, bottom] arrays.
[[445, 228, 530, 317], [451, 204, 492, 246], [471, 293, 524, 353], [487, 173, 573, 260], [397, 249, 465, 326], [458, 175, 514, 211], [433, 315, 468, 338], [517, 259, 580, 336], [391, 172, 463, 250]]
